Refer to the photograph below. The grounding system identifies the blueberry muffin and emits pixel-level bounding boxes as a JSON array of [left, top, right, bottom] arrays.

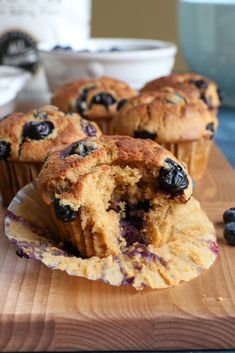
[[16, 134, 219, 289], [141, 72, 223, 111], [51, 76, 137, 134], [111, 90, 218, 180], [38, 135, 193, 259], [0, 105, 101, 205]]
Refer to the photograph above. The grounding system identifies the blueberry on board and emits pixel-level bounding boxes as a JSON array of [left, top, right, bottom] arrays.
[[90, 92, 116, 111], [224, 222, 235, 245], [23, 121, 54, 140], [117, 98, 127, 111], [54, 198, 78, 222], [206, 122, 215, 140], [69, 140, 97, 157], [134, 130, 157, 140], [223, 208, 235, 223], [217, 87, 224, 102], [0, 140, 11, 160], [159, 158, 189, 195], [189, 79, 208, 90]]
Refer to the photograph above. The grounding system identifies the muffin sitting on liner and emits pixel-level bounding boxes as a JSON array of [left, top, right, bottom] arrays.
[[51, 76, 137, 134], [0, 105, 101, 205], [15, 134, 218, 289], [111, 89, 218, 180], [141, 72, 223, 111]]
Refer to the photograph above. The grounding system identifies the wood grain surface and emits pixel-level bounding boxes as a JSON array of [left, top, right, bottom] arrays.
[[0, 144, 235, 352]]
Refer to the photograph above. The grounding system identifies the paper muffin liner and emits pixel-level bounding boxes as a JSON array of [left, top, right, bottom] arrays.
[[5, 182, 219, 290], [161, 138, 212, 180], [0, 160, 42, 206]]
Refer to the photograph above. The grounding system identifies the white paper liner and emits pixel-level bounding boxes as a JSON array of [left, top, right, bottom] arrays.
[[4, 182, 219, 290]]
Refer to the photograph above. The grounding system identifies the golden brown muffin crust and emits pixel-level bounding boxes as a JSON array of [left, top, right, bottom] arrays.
[[112, 90, 218, 143], [0, 105, 102, 162], [39, 135, 193, 204], [51, 76, 137, 120], [141, 72, 222, 110]]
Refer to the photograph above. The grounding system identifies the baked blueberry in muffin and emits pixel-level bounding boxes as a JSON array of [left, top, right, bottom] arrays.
[[51, 76, 137, 133]]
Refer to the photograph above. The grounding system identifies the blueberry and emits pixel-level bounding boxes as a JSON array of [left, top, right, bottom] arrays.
[[110, 47, 120, 52], [117, 98, 127, 111], [81, 120, 97, 137], [76, 85, 96, 117], [200, 92, 213, 109], [23, 121, 54, 140], [136, 200, 151, 212], [134, 130, 157, 140], [16, 249, 29, 258], [68, 140, 97, 157], [223, 208, 235, 223], [77, 49, 90, 53], [54, 198, 78, 222], [53, 45, 72, 51], [0, 140, 11, 159], [189, 79, 208, 90], [206, 122, 215, 140], [89, 92, 116, 111], [224, 222, 235, 245], [76, 99, 87, 117], [159, 158, 189, 195], [33, 111, 48, 119], [217, 87, 224, 102]]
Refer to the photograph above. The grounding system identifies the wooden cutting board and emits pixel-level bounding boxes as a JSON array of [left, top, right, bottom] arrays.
[[0, 144, 235, 352]]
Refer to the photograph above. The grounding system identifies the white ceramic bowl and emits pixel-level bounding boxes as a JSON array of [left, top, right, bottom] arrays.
[[38, 38, 177, 91]]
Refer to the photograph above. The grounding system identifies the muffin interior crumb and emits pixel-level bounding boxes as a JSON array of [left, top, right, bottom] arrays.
[[58, 164, 175, 257]]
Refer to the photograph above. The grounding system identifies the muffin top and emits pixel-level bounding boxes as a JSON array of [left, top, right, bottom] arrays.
[[141, 72, 222, 110], [39, 135, 193, 206], [112, 89, 218, 143], [51, 76, 137, 120], [0, 105, 101, 162]]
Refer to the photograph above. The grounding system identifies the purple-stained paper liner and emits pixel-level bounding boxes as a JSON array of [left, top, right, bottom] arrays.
[[4, 182, 219, 290]]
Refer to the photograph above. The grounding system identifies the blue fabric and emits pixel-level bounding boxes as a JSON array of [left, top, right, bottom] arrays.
[[215, 108, 235, 168]]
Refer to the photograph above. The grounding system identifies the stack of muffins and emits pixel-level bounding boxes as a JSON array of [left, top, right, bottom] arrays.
[[1, 73, 221, 289]]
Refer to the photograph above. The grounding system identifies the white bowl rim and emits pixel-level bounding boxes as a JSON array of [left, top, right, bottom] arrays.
[[38, 38, 177, 61]]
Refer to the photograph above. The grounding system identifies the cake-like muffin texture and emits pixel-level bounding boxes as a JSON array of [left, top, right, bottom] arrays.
[[141, 72, 222, 111], [0, 105, 101, 205], [112, 90, 218, 180], [38, 135, 193, 259], [51, 76, 137, 134]]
